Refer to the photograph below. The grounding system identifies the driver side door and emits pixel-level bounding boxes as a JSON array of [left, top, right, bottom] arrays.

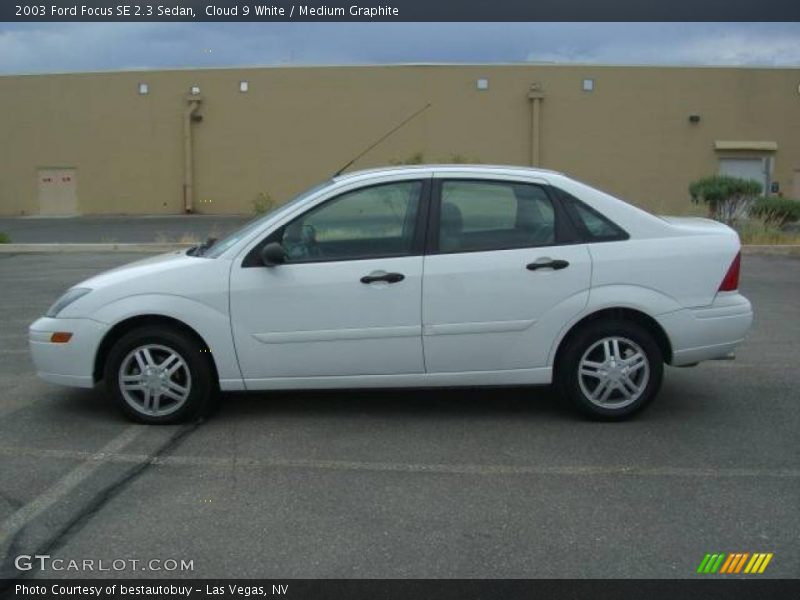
[[229, 179, 428, 385]]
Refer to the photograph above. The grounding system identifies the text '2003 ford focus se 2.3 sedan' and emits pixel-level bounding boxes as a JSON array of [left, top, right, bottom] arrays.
[[29, 165, 753, 423]]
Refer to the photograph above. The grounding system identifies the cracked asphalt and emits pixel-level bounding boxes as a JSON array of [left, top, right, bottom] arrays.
[[0, 251, 797, 582]]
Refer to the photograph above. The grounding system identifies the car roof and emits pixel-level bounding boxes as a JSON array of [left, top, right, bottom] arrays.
[[332, 164, 563, 182]]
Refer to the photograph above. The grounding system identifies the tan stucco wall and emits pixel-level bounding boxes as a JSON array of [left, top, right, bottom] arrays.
[[1, 63, 799, 216]]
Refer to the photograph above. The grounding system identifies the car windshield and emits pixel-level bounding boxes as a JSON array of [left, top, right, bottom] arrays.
[[199, 181, 331, 258]]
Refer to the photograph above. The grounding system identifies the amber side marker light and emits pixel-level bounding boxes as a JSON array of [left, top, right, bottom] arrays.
[[50, 332, 73, 343]]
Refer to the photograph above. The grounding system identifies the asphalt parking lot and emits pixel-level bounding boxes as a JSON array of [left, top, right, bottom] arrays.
[[0, 216, 249, 244], [0, 251, 798, 582]]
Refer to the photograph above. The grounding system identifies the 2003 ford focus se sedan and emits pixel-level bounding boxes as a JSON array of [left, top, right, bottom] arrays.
[[29, 165, 753, 423]]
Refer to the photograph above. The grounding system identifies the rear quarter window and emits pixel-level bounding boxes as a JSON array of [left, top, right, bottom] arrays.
[[555, 188, 629, 242]]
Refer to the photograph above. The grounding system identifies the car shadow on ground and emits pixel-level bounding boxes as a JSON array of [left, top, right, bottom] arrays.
[[217, 384, 570, 421], [49, 368, 708, 426], [51, 383, 573, 423]]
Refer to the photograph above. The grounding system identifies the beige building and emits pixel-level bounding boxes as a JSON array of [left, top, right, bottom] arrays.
[[1, 63, 799, 216]]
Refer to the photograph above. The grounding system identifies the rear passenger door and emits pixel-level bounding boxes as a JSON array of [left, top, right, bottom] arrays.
[[421, 176, 592, 374]]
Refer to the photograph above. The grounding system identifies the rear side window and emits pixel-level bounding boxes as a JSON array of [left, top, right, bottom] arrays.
[[437, 181, 556, 253], [556, 188, 628, 242]]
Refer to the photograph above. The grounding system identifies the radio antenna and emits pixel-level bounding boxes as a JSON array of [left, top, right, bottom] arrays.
[[332, 102, 432, 177]]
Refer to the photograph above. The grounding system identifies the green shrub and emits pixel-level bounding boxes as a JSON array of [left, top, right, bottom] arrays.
[[390, 152, 426, 166], [749, 196, 800, 229], [446, 153, 482, 164], [389, 152, 481, 166], [735, 219, 800, 245], [0, 232, 10, 244], [689, 175, 762, 226], [253, 192, 275, 215]]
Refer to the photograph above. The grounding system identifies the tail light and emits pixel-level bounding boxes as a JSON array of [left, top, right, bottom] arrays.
[[718, 251, 741, 292]]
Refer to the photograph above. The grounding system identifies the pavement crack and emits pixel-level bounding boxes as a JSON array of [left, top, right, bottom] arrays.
[[0, 491, 23, 513], [0, 419, 203, 585]]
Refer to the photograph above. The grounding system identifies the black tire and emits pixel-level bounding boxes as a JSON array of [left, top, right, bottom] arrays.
[[104, 325, 218, 424], [555, 319, 663, 421]]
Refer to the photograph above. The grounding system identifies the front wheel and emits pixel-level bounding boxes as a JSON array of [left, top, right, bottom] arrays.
[[556, 320, 663, 420], [104, 326, 217, 424]]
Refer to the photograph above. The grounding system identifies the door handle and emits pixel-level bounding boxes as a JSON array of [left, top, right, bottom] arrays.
[[526, 259, 570, 271], [360, 271, 405, 284]]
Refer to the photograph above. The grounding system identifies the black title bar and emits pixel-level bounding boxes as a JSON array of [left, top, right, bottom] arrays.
[[2, 579, 800, 600], [5, 0, 800, 21]]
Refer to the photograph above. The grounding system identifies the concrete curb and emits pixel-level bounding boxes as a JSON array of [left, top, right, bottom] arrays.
[[0, 243, 193, 253], [0, 243, 799, 255], [741, 245, 800, 256]]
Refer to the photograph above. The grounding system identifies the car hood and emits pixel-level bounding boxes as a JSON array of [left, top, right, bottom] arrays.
[[53, 249, 233, 320], [78, 250, 199, 289]]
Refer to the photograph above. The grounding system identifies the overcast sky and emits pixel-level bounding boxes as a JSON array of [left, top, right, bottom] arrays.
[[1, 22, 799, 74]]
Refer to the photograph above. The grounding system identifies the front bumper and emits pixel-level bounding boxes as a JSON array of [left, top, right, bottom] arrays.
[[29, 317, 109, 388], [656, 292, 754, 366]]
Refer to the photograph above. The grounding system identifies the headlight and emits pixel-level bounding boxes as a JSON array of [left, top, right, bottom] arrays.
[[45, 287, 92, 318]]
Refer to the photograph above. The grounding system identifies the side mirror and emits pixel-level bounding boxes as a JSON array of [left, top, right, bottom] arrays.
[[261, 242, 287, 267]]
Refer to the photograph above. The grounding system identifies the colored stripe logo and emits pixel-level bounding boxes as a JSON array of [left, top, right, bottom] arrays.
[[697, 552, 773, 574]]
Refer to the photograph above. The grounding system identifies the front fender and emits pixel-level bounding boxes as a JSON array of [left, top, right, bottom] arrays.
[[91, 294, 243, 388]]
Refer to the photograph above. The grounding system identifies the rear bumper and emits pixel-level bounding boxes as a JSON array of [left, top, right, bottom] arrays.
[[656, 292, 753, 366], [29, 317, 108, 388]]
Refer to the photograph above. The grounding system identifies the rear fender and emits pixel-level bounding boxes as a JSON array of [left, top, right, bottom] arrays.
[[546, 285, 681, 366]]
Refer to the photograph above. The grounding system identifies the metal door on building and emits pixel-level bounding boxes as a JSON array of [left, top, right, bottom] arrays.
[[37, 168, 78, 215], [718, 158, 770, 195]]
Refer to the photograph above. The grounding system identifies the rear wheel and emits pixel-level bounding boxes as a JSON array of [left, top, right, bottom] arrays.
[[104, 326, 217, 424], [556, 320, 663, 420]]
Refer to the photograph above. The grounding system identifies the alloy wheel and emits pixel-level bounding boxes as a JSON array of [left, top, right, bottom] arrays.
[[118, 344, 192, 417], [577, 336, 650, 409]]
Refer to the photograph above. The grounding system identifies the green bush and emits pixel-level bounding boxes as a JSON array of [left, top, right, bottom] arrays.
[[390, 152, 426, 166], [735, 219, 800, 245], [253, 192, 275, 215], [689, 175, 762, 226], [0, 232, 10, 244], [749, 196, 800, 229], [389, 152, 481, 166]]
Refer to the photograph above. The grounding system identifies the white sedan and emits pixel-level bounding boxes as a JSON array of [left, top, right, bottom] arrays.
[[29, 165, 753, 423]]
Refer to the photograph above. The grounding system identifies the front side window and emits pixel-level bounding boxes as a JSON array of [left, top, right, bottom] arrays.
[[438, 180, 555, 253], [203, 181, 330, 258], [279, 180, 422, 262]]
